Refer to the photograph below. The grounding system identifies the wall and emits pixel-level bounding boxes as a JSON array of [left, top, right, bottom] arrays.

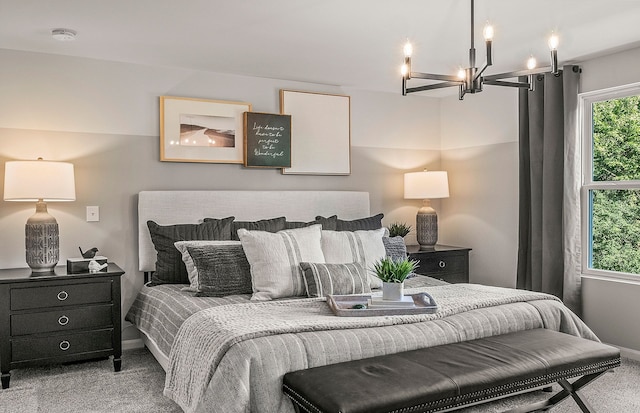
[[579, 46, 640, 354], [0, 49, 441, 339], [439, 87, 519, 287]]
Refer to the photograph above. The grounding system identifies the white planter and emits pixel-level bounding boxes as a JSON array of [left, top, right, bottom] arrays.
[[382, 281, 404, 301]]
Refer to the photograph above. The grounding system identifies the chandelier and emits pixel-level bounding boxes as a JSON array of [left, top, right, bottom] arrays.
[[401, 0, 559, 100]]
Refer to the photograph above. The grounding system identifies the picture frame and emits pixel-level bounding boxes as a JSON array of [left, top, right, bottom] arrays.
[[160, 96, 252, 163], [280, 90, 351, 175], [243, 112, 292, 168]]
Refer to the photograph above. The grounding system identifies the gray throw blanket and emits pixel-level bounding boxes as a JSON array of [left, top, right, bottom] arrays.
[[164, 284, 597, 413]]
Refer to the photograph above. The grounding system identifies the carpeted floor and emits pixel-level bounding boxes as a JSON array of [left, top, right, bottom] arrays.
[[0, 348, 638, 412]]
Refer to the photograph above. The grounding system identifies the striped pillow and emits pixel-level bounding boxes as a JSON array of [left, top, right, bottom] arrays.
[[238, 224, 325, 300], [321, 228, 387, 289], [299, 262, 371, 298]]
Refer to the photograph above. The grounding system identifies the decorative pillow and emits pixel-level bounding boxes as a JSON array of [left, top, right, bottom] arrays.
[[315, 214, 384, 231], [299, 262, 371, 298], [147, 217, 234, 285], [314, 215, 338, 230], [383, 236, 408, 262], [174, 240, 252, 296], [321, 228, 387, 289], [222, 217, 287, 241], [285, 219, 323, 229], [238, 224, 325, 300]]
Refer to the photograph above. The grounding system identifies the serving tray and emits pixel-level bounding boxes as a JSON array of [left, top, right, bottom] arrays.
[[326, 292, 438, 317]]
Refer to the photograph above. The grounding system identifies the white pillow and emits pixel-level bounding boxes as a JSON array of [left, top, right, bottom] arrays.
[[321, 228, 386, 288], [174, 240, 242, 291], [238, 224, 325, 301]]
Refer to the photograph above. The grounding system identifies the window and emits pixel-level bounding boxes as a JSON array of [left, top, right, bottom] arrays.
[[581, 84, 640, 279]]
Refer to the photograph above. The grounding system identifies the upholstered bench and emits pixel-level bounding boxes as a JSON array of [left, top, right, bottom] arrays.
[[282, 329, 620, 413]]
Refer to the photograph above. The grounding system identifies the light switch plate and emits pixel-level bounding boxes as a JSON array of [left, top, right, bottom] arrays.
[[86, 206, 99, 222]]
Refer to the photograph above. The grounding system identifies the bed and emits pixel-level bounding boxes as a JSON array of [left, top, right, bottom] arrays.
[[126, 190, 598, 413]]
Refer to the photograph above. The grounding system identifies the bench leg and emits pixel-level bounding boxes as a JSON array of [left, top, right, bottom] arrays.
[[504, 371, 605, 413]]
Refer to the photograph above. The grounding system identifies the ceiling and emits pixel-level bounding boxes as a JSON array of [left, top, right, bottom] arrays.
[[1, 0, 640, 95]]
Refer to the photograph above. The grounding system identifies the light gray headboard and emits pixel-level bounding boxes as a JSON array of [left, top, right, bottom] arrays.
[[138, 190, 371, 272]]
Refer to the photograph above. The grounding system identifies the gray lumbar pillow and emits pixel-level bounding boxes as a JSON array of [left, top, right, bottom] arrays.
[[174, 240, 253, 297]]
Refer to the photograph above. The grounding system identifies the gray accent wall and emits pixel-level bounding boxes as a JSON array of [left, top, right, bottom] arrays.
[[0, 49, 441, 339]]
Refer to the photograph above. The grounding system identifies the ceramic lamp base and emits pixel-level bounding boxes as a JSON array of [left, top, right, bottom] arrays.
[[25, 201, 59, 273], [416, 199, 438, 249]]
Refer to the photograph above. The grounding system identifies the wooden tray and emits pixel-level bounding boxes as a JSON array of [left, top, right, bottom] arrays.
[[326, 292, 438, 317]]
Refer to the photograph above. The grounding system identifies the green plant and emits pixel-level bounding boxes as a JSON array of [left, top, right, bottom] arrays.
[[372, 257, 419, 283], [388, 222, 412, 238]]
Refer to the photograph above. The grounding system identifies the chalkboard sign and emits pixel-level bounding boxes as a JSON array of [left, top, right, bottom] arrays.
[[243, 112, 292, 168]]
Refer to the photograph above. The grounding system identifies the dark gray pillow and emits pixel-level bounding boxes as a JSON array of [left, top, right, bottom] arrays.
[[299, 262, 371, 298], [186, 244, 253, 297], [313, 215, 338, 230], [285, 219, 324, 229], [315, 214, 384, 232], [215, 217, 287, 241], [383, 236, 408, 261], [147, 217, 234, 285]]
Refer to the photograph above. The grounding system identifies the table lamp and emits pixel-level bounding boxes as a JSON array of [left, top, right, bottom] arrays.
[[3, 158, 76, 272], [404, 170, 449, 250]]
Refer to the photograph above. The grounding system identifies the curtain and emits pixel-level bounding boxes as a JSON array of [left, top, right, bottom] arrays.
[[517, 65, 582, 316]]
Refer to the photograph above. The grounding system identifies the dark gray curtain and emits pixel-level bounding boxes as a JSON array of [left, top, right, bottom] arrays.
[[517, 66, 581, 312]]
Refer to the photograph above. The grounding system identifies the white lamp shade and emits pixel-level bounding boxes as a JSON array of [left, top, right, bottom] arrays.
[[4, 160, 76, 202], [404, 171, 449, 199]]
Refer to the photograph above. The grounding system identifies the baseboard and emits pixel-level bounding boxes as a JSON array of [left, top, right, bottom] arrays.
[[122, 338, 145, 351], [614, 344, 640, 361]]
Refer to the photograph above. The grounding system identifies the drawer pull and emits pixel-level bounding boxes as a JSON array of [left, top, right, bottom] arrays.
[[58, 315, 69, 326], [57, 291, 69, 301], [59, 340, 70, 351], [439, 261, 446, 268]]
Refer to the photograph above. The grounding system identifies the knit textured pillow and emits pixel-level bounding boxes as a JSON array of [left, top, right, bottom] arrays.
[[174, 240, 252, 296], [147, 217, 234, 285], [299, 262, 371, 298], [383, 236, 408, 262]]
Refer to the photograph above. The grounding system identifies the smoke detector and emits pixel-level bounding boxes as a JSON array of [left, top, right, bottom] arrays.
[[51, 28, 77, 41]]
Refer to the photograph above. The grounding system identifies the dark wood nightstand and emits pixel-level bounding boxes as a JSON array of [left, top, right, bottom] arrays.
[[407, 245, 471, 283], [0, 263, 124, 389]]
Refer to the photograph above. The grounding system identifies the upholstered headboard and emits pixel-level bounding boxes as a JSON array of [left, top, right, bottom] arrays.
[[138, 190, 371, 272]]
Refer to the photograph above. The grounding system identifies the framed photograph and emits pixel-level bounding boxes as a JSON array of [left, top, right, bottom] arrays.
[[243, 112, 292, 168], [160, 96, 252, 163], [280, 90, 351, 175]]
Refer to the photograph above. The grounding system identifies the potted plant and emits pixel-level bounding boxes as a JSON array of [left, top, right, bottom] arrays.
[[388, 222, 412, 238], [372, 257, 419, 301]]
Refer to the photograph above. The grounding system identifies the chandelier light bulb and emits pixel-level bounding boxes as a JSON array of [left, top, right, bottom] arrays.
[[527, 56, 537, 70], [401, 64, 409, 77], [403, 41, 413, 58], [548, 34, 559, 51], [483, 24, 494, 41], [457, 68, 466, 79]]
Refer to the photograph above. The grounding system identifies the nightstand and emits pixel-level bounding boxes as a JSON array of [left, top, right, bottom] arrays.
[[0, 263, 124, 389], [407, 245, 471, 283]]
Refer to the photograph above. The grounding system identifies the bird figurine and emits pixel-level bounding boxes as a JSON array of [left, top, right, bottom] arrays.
[[79, 247, 99, 259]]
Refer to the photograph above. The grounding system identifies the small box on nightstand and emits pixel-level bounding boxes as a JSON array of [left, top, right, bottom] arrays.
[[66, 256, 108, 273]]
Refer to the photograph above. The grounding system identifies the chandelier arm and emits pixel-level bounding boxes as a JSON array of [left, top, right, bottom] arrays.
[[475, 62, 491, 80], [410, 72, 463, 82], [483, 66, 555, 81], [406, 81, 463, 94], [483, 80, 532, 88]]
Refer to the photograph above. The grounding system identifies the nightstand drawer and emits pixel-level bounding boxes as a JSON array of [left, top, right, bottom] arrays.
[[11, 304, 113, 336], [10, 281, 111, 310], [415, 252, 465, 275], [11, 329, 113, 362]]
